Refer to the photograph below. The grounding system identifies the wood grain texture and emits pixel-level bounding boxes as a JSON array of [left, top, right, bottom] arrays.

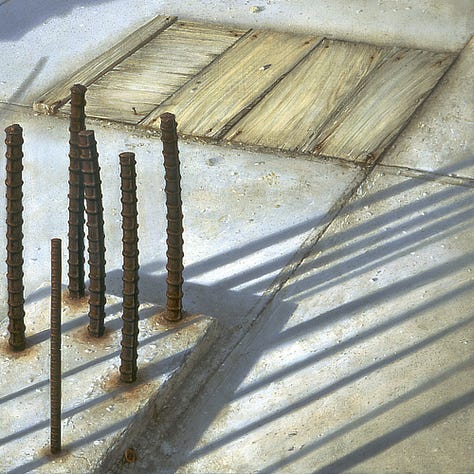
[[225, 39, 388, 151], [33, 15, 177, 114], [306, 48, 455, 162], [141, 30, 323, 138], [62, 21, 248, 124]]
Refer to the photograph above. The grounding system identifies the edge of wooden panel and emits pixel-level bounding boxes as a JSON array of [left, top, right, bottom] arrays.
[[33, 14, 177, 115]]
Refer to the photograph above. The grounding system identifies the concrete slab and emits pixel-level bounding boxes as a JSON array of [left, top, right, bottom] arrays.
[[382, 37, 474, 179], [125, 168, 474, 473], [0, 104, 360, 333], [0, 288, 217, 473], [2, 2, 473, 473]]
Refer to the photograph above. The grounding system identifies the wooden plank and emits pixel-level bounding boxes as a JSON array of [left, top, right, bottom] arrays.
[[141, 31, 323, 138], [224, 39, 388, 151], [305, 48, 455, 162], [61, 22, 248, 124], [33, 15, 177, 114]]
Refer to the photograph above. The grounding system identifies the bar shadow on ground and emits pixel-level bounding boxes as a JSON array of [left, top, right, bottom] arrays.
[[115, 160, 473, 473], [2, 152, 472, 473]]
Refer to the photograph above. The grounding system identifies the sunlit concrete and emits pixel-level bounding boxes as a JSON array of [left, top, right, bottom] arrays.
[[0, 1, 472, 473], [146, 169, 473, 473], [0, 290, 217, 473]]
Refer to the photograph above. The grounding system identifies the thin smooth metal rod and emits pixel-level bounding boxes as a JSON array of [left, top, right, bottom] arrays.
[[119, 152, 140, 383], [160, 113, 184, 322], [50, 238, 62, 454], [67, 84, 87, 299], [5, 124, 26, 351], [79, 130, 106, 337]]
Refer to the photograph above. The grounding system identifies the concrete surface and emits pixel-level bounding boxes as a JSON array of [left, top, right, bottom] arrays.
[[133, 169, 473, 473], [0, 289, 217, 473], [1, 1, 473, 473]]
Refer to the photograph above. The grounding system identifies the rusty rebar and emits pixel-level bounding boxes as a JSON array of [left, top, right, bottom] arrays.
[[119, 152, 140, 383], [68, 84, 87, 299], [50, 238, 62, 454], [79, 130, 106, 337], [160, 113, 184, 322], [5, 124, 26, 351]]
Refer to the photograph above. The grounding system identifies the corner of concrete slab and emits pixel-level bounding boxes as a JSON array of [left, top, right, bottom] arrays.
[[0, 285, 219, 473], [98, 312, 220, 473]]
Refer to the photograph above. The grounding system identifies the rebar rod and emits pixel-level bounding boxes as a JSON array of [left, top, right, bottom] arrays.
[[119, 152, 140, 383], [160, 113, 184, 322], [50, 238, 62, 454], [5, 124, 26, 351], [67, 84, 87, 299], [79, 130, 106, 337]]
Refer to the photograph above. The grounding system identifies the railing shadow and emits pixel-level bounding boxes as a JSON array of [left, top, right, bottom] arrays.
[[259, 355, 474, 473], [1, 147, 473, 472], [313, 387, 474, 474], [126, 159, 474, 473]]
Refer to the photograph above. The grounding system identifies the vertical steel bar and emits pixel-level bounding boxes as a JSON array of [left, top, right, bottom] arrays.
[[50, 238, 62, 454], [5, 124, 26, 351], [119, 152, 140, 383], [79, 130, 106, 337], [68, 84, 87, 299], [160, 113, 184, 322]]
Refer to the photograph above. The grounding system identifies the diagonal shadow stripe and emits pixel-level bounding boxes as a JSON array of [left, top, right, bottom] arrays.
[[233, 279, 474, 401], [313, 388, 474, 474], [220, 191, 473, 293], [186, 314, 474, 462], [0, 350, 185, 446], [276, 251, 474, 345], [259, 355, 474, 473]]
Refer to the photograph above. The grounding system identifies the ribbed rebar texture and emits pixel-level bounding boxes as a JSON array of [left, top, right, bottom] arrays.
[[119, 152, 140, 383], [79, 130, 106, 337], [50, 238, 62, 454], [160, 113, 184, 322], [5, 124, 26, 351], [67, 84, 87, 299]]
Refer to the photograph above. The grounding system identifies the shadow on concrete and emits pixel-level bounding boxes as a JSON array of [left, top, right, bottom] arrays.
[[2, 156, 473, 472], [179, 307, 474, 465], [7, 415, 134, 474], [125, 158, 473, 472], [3, 57, 48, 106], [0, 0, 115, 40], [259, 355, 474, 473], [313, 387, 474, 474]]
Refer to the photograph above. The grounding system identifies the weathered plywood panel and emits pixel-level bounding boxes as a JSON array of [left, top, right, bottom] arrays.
[[142, 31, 323, 138], [305, 49, 455, 162], [64, 21, 248, 124], [225, 39, 388, 151], [33, 15, 177, 114]]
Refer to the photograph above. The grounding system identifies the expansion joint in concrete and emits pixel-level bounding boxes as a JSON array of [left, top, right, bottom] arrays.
[[377, 163, 474, 188]]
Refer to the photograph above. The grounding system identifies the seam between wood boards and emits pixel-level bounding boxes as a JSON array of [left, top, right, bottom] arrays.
[[33, 15, 178, 114], [136, 28, 254, 128], [306, 47, 458, 161], [214, 35, 326, 141], [83, 15, 179, 85], [300, 45, 402, 155], [366, 46, 462, 170]]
